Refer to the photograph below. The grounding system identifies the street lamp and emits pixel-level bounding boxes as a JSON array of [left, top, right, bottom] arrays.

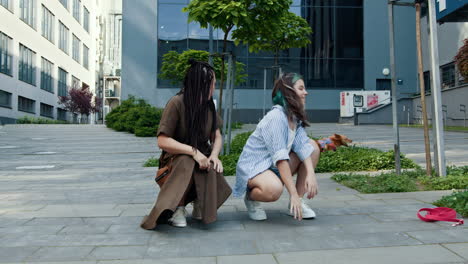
[[382, 68, 390, 77]]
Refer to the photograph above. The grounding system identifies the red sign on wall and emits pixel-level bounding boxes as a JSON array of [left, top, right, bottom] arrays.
[[367, 95, 379, 109]]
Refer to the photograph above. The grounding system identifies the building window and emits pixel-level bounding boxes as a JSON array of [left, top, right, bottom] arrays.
[[58, 67, 68, 96], [73, 0, 81, 23], [423, 71, 431, 92], [41, 5, 55, 43], [40, 57, 53, 93], [18, 96, 35, 113], [59, 21, 69, 54], [59, 0, 68, 10], [19, 44, 36, 85], [0, 0, 12, 10], [40, 103, 54, 118], [83, 44, 89, 69], [0, 90, 12, 108], [441, 63, 456, 89], [83, 7, 90, 32], [157, 2, 364, 90], [72, 34, 80, 63], [20, 0, 36, 28], [0, 32, 13, 76], [72, 76, 80, 89], [57, 108, 67, 120]]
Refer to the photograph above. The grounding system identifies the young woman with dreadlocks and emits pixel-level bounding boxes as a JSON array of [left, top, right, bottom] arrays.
[[141, 60, 232, 229], [234, 73, 320, 221]]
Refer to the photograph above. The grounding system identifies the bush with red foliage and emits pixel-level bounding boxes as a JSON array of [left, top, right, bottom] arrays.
[[58, 86, 100, 117], [454, 38, 468, 80]]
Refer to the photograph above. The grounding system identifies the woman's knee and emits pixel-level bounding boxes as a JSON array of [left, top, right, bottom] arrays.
[[263, 184, 283, 201]]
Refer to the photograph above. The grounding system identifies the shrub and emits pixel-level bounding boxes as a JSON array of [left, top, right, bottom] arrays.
[[105, 96, 163, 137], [332, 172, 418, 193], [332, 166, 468, 194], [316, 146, 418, 173], [144, 157, 159, 167], [16, 116, 69, 124], [433, 191, 468, 217]]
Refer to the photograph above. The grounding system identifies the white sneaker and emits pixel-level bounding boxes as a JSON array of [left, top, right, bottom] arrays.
[[169, 206, 187, 227], [288, 199, 316, 219], [244, 192, 267, 221], [192, 199, 202, 220]]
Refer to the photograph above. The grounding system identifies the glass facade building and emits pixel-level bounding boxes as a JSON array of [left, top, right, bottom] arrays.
[[157, 0, 363, 91]]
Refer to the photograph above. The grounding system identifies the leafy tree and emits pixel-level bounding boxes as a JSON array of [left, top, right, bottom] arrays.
[[454, 38, 468, 80], [183, 0, 292, 113], [58, 86, 100, 123], [159, 49, 246, 86], [233, 11, 312, 67]]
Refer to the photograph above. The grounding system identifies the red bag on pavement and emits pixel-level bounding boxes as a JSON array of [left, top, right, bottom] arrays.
[[417, 207, 464, 226]]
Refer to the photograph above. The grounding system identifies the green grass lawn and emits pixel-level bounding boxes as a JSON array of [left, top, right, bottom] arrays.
[[399, 124, 468, 132]]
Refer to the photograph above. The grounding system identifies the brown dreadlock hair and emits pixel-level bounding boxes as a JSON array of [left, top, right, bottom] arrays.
[[179, 59, 217, 149]]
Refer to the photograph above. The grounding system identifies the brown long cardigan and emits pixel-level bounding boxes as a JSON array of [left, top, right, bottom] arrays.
[[140, 94, 232, 230]]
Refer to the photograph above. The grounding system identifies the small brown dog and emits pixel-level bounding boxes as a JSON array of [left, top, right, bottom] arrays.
[[314, 134, 353, 152]]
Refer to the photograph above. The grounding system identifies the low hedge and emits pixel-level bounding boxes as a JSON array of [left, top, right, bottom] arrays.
[[332, 166, 468, 193], [16, 116, 69, 124], [105, 96, 163, 137], [433, 190, 468, 217]]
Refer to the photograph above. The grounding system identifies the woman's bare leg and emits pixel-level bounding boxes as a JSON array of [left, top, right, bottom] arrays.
[[295, 140, 321, 197], [247, 171, 283, 202]]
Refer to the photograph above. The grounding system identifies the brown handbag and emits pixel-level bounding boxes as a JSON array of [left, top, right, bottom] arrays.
[[155, 156, 176, 187]]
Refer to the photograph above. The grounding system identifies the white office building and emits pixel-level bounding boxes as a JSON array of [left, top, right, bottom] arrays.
[[0, 0, 98, 124]]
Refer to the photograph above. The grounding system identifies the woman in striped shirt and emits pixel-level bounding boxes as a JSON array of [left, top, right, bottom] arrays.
[[234, 73, 320, 221]]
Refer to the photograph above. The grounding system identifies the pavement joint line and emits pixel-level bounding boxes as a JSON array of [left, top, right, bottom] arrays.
[[440, 243, 468, 260]]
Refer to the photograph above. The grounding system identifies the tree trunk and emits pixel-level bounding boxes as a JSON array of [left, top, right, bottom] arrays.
[[416, 3, 432, 176], [218, 25, 233, 116]]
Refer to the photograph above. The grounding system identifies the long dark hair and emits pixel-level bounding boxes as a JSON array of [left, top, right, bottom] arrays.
[[179, 59, 217, 149], [271, 72, 309, 127]]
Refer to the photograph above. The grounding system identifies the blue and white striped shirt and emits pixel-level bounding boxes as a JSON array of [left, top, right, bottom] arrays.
[[233, 105, 315, 197]]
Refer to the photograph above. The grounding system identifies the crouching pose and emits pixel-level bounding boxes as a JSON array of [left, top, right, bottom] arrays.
[[234, 73, 320, 221], [141, 60, 231, 229]]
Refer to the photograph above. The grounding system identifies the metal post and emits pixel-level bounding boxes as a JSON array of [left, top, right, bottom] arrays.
[[415, 2, 433, 176], [388, 1, 401, 175], [427, 0, 446, 176], [461, 104, 466, 127], [226, 55, 235, 154], [263, 68, 267, 117], [222, 54, 233, 155], [407, 106, 410, 126], [208, 24, 213, 66]]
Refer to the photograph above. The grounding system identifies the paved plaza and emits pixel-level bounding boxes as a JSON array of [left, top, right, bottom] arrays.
[[0, 124, 467, 264]]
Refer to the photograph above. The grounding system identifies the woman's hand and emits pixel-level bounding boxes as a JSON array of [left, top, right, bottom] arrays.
[[208, 155, 223, 173], [290, 194, 303, 221], [305, 174, 318, 199], [193, 150, 209, 170]]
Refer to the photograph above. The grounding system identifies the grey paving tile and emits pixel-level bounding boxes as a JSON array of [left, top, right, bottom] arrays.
[[0, 218, 31, 227], [23, 217, 86, 226], [256, 231, 422, 253], [0, 225, 63, 235], [443, 243, 468, 260], [0, 234, 151, 247], [0, 246, 39, 262], [58, 225, 111, 235], [88, 246, 148, 260], [83, 217, 142, 226], [407, 229, 468, 244], [98, 257, 216, 264], [275, 245, 464, 264], [217, 254, 277, 264], [26, 246, 95, 262]]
